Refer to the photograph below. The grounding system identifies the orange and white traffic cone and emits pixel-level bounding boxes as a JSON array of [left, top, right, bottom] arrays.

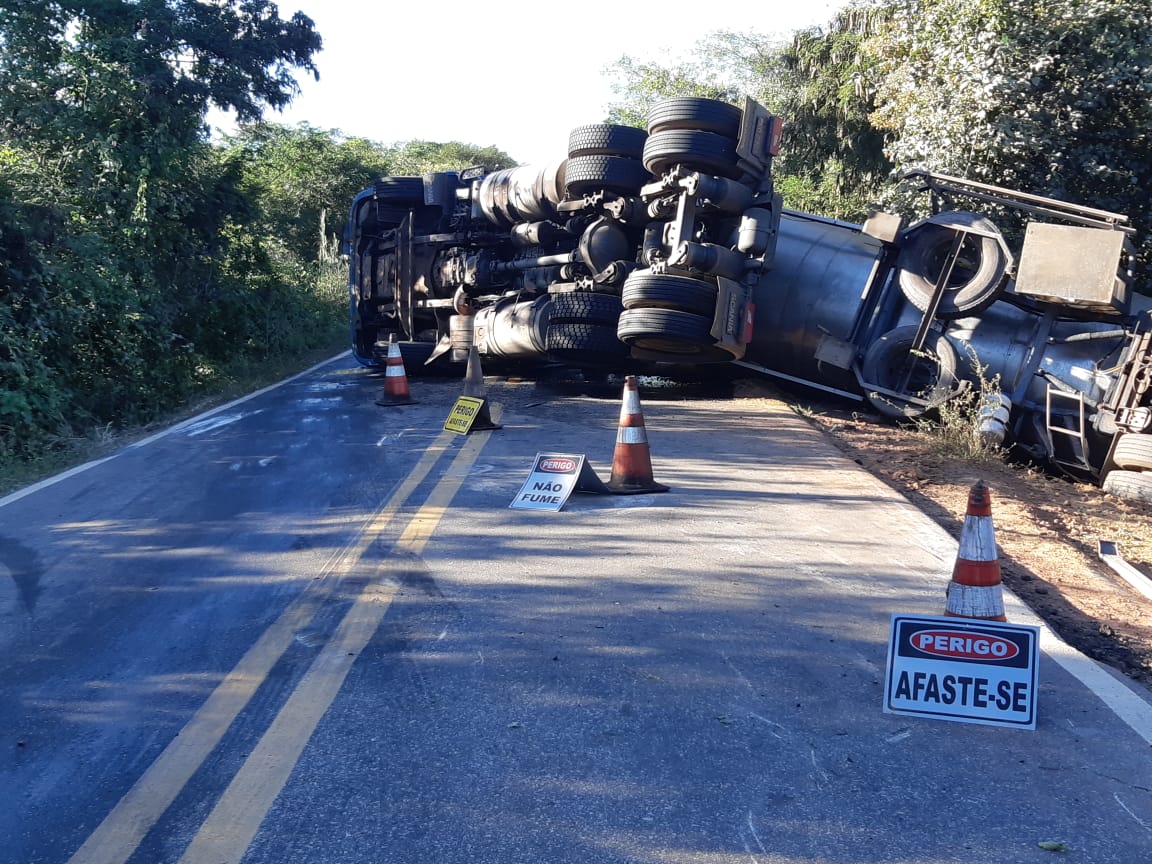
[[375, 334, 417, 406], [945, 480, 1006, 621], [605, 376, 669, 494]]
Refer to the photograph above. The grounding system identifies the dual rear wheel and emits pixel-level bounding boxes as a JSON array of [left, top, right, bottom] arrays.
[[643, 97, 743, 180], [616, 271, 726, 361], [545, 290, 628, 364]]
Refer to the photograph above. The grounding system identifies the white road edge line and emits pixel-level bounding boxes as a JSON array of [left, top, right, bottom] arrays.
[[0, 351, 352, 510], [1001, 562, 1152, 745], [1041, 628, 1152, 746]]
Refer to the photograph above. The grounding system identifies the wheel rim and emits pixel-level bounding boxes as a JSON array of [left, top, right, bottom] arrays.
[[862, 326, 959, 419]]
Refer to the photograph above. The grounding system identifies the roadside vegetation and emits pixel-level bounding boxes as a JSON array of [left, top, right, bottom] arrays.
[[0, 1, 513, 487], [2, 0, 1150, 491]]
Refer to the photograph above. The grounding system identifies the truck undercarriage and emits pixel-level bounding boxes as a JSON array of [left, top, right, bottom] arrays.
[[345, 97, 1152, 502]]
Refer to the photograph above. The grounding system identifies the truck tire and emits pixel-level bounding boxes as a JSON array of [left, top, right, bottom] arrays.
[[400, 340, 447, 375], [563, 155, 650, 197], [642, 130, 741, 180], [622, 272, 717, 317], [861, 326, 960, 420], [1102, 469, 1152, 504], [375, 177, 425, 204], [1110, 433, 1152, 471], [617, 307, 716, 355], [897, 213, 1009, 318], [546, 321, 629, 363], [568, 124, 647, 159], [548, 292, 624, 325], [375, 204, 412, 227], [647, 97, 742, 139]]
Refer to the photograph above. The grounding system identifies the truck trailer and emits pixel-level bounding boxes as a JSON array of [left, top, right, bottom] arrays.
[[344, 97, 1152, 502]]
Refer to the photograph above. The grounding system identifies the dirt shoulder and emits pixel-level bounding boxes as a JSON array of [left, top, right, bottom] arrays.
[[788, 397, 1152, 691]]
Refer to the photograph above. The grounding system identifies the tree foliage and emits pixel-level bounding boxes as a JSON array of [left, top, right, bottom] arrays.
[[776, 4, 892, 202], [0, 0, 321, 233], [605, 0, 1152, 266], [606, 31, 785, 128], [384, 140, 516, 176], [0, 1, 520, 465], [0, 0, 321, 130], [0, 0, 328, 461], [866, 0, 1152, 261], [224, 123, 391, 264]]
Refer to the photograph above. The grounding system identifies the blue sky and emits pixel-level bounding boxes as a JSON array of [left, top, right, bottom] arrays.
[[215, 0, 846, 165]]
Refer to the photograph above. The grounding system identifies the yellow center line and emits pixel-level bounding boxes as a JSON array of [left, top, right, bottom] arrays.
[[175, 425, 495, 864], [67, 428, 460, 864]]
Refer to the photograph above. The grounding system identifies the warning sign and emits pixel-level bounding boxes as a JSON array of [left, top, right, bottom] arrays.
[[444, 396, 500, 434], [883, 614, 1040, 729], [509, 453, 608, 511]]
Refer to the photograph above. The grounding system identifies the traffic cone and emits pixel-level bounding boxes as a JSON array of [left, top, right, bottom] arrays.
[[446, 343, 501, 432], [462, 345, 486, 397], [375, 334, 417, 406], [605, 376, 669, 494], [944, 480, 1006, 621]]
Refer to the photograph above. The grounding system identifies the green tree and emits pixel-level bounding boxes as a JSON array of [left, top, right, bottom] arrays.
[[225, 122, 392, 264], [384, 140, 516, 175], [0, 157, 64, 459], [0, 0, 321, 135], [0, 0, 321, 236], [0, 1, 324, 459], [776, 4, 893, 209], [866, 0, 1152, 270], [606, 31, 784, 128]]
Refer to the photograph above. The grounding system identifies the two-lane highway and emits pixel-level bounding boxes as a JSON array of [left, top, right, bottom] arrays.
[[2, 354, 1150, 863]]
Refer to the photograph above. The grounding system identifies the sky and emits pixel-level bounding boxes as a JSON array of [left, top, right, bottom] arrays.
[[210, 0, 846, 166]]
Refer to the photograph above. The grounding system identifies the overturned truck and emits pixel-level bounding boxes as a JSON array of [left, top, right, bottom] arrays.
[[345, 97, 1152, 502]]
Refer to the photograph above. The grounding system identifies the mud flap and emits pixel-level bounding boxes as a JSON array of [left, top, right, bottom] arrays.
[[710, 276, 752, 361]]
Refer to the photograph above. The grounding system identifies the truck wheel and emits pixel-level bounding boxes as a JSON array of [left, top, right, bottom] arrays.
[[617, 307, 717, 355], [1102, 469, 1152, 504], [568, 124, 647, 159], [563, 155, 650, 197], [548, 292, 624, 326], [375, 204, 413, 228], [647, 97, 742, 139], [622, 272, 717, 317], [546, 321, 630, 364], [897, 213, 1009, 318], [642, 130, 741, 180], [1111, 433, 1152, 471], [375, 177, 425, 204], [861, 326, 960, 420]]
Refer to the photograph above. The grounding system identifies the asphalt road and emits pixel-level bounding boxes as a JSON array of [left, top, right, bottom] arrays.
[[1, 354, 1150, 864]]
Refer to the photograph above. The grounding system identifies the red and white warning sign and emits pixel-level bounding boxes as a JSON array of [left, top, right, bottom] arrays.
[[884, 614, 1040, 729], [509, 453, 607, 511]]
